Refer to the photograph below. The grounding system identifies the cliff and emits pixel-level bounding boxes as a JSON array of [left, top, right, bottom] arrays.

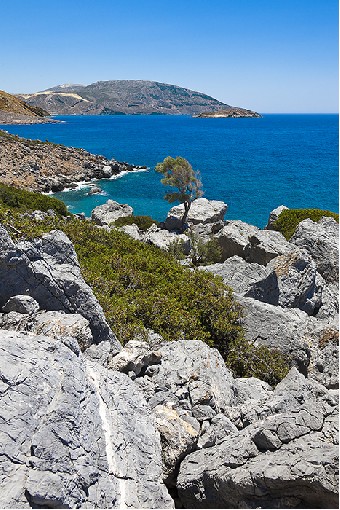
[[18, 80, 232, 115]]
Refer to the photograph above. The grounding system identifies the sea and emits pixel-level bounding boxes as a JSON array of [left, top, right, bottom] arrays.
[[1, 114, 338, 228]]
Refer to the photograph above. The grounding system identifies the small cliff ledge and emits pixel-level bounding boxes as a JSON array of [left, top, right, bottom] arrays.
[[194, 107, 261, 118]]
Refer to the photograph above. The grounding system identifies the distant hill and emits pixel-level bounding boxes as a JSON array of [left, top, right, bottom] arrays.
[[0, 90, 51, 124], [18, 80, 233, 115]]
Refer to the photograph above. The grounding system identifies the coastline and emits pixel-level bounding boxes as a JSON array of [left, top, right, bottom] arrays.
[[0, 129, 147, 194]]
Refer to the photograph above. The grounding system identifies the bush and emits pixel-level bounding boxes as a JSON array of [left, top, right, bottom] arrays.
[[0, 183, 69, 216], [272, 208, 339, 240], [114, 215, 159, 231]]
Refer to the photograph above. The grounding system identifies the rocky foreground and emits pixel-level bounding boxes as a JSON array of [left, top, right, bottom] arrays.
[[0, 197, 338, 508], [0, 130, 145, 192]]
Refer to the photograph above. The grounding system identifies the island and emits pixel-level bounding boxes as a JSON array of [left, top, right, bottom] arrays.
[[194, 107, 262, 118]]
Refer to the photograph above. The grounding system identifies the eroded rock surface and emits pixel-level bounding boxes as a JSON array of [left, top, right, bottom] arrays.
[[91, 199, 133, 226], [164, 198, 227, 231], [0, 224, 120, 350], [0, 330, 173, 509]]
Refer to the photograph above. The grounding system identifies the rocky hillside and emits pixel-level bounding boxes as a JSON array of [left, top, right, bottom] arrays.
[[19, 80, 233, 115], [0, 130, 145, 192], [0, 90, 52, 125], [0, 195, 338, 508]]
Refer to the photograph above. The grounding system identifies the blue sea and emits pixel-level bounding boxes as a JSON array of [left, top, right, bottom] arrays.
[[1, 114, 338, 227]]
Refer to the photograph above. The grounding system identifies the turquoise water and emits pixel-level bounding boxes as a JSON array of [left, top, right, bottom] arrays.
[[2, 114, 338, 227]]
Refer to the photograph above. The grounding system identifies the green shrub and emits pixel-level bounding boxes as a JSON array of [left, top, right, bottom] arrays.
[[114, 215, 159, 231], [272, 208, 339, 240], [0, 183, 69, 216]]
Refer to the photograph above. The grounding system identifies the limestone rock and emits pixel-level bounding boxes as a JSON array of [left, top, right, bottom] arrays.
[[238, 296, 311, 373], [2, 295, 40, 315], [265, 204, 289, 229], [177, 368, 339, 509], [290, 216, 339, 283], [244, 229, 291, 265], [0, 224, 120, 350], [119, 223, 142, 241], [215, 220, 259, 260], [143, 224, 191, 254], [91, 199, 133, 226], [164, 198, 227, 231], [246, 249, 323, 315], [0, 329, 173, 509], [202, 255, 268, 294]]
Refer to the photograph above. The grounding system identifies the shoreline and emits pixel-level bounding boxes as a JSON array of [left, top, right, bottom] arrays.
[[0, 128, 147, 194]]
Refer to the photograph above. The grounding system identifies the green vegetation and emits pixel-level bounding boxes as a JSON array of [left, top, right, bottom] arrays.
[[272, 208, 339, 240], [114, 215, 159, 231], [156, 156, 203, 231], [0, 185, 290, 385], [0, 183, 69, 216]]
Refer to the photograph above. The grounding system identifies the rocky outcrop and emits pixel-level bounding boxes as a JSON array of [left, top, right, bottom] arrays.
[[177, 367, 339, 509], [0, 130, 145, 193], [215, 220, 259, 260], [143, 224, 191, 254], [291, 217, 339, 283], [244, 229, 291, 265], [164, 198, 227, 231], [91, 200, 133, 226], [0, 89, 53, 125], [0, 330, 173, 508], [0, 224, 120, 350]]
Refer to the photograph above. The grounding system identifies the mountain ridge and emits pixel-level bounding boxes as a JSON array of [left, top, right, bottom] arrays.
[[18, 79, 239, 116]]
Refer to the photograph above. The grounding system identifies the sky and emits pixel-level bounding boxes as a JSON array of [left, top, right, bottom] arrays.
[[1, 0, 338, 113]]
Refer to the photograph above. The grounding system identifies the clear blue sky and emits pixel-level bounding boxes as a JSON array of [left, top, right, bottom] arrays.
[[1, 0, 338, 112]]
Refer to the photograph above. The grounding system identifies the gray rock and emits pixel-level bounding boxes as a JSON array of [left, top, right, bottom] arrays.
[[2, 295, 40, 315], [290, 216, 339, 283], [238, 296, 311, 373], [119, 223, 142, 241], [177, 368, 338, 509], [143, 224, 191, 254], [0, 329, 173, 508], [265, 205, 289, 230], [202, 255, 268, 294], [215, 220, 259, 260], [109, 339, 162, 376], [0, 224, 120, 350], [164, 198, 227, 231], [91, 199, 133, 226], [246, 248, 323, 315], [244, 229, 291, 265]]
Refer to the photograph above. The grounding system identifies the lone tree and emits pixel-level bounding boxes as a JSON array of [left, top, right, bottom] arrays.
[[155, 156, 203, 231]]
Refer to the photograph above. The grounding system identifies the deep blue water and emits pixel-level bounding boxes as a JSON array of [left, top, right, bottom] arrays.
[[1, 114, 338, 227]]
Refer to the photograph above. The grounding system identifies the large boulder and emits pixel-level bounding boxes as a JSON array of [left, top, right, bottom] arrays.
[[164, 198, 227, 231], [246, 248, 323, 315], [290, 216, 339, 283], [215, 220, 259, 260], [91, 199, 133, 226], [0, 330, 173, 509], [177, 368, 339, 509], [0, 224, 120, 350], [143, 224, 191, 254], [244, 229, 291, 265]]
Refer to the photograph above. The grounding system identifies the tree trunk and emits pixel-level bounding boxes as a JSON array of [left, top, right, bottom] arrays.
[[181, 200, 191, 232]]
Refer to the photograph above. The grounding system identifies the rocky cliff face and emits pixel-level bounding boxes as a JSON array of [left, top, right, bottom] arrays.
[[0, 130, 144, 192], [18, 80, 232, 116]]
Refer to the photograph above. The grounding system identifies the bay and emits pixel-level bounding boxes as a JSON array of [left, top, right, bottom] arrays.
[[2, 114, 338, 227]]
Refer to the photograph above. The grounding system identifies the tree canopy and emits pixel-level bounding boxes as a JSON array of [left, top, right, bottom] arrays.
[[155, 156, 203, 229]]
